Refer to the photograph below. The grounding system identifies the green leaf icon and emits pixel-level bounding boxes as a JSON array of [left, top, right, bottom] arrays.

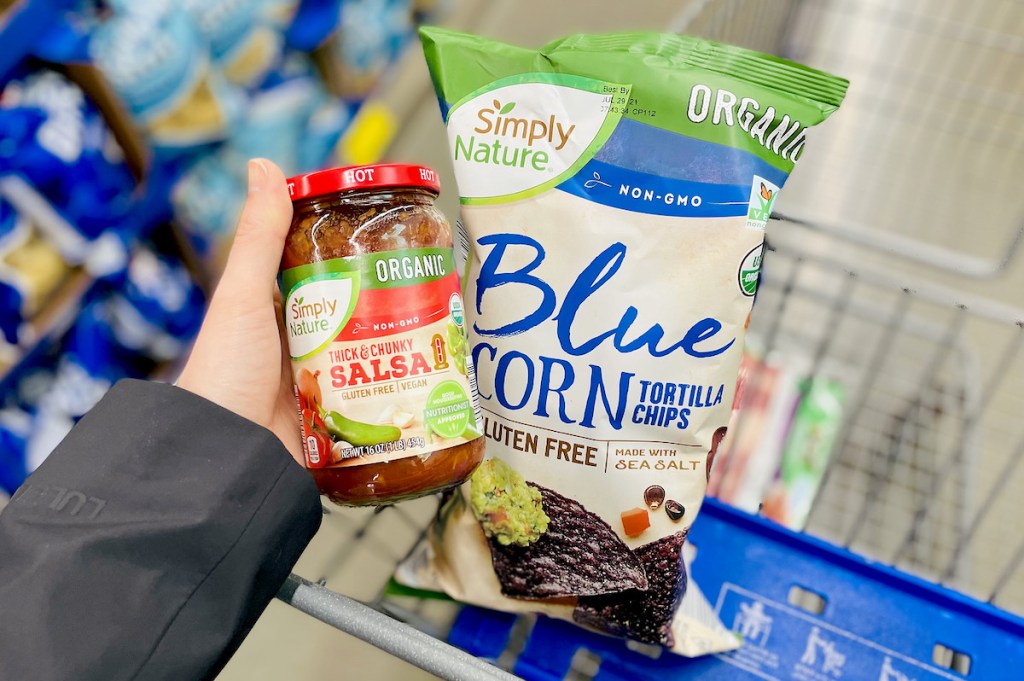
[[500, 101, 516, 114], [296, 297, 304, 305]]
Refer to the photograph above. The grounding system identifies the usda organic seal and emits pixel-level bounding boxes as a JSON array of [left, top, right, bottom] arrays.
[[738, 244, 764, 297]]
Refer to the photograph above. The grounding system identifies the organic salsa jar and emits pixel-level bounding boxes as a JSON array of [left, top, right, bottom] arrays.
[[282, 164, 484, 505]]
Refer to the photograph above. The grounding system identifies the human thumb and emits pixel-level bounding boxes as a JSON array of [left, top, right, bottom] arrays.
[[219, 159, 293, 297]]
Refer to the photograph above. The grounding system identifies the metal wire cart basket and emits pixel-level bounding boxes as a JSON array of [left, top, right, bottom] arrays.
[[272, 0, 1024, 678]]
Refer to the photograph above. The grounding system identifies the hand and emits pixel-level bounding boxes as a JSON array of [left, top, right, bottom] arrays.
[[177, 159, 303, 465]]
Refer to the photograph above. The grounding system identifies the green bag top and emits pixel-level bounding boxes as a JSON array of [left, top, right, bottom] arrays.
[[421, 26, 848, 173]]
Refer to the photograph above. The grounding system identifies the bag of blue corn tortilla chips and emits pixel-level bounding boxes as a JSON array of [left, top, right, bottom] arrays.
[[407, 26, 847, 656]]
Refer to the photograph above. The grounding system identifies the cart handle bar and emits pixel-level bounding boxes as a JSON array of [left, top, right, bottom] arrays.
[[277, 574, 521, 681]]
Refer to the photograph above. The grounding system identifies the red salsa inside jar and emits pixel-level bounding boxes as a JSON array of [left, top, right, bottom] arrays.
[[282, 164, 484, 505]]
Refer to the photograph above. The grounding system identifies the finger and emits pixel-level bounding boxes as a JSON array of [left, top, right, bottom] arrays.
[[220, 158, 293, 295]]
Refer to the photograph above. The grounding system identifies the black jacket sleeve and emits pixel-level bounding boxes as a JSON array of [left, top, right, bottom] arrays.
[[0, 379, 323, 681]]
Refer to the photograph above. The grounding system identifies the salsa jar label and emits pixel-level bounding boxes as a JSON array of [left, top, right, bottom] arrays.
[[282, 246, 481, 468]]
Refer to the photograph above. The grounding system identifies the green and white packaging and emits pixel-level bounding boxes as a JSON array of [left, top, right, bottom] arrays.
[[404, 27, 848, 656], [764, 378, 847, 531]]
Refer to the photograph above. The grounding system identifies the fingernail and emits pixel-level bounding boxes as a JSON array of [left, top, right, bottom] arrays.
[[248, 159, 268, 192]]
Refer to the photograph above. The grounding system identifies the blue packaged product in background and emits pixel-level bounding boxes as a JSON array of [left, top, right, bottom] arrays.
[[0, 331, 113, 491], [182, 0, 299, 89], [170, 153, 247, 256], [90, 4, 244, 149], [0, 242, 202, 484], [0, 198, 25, 344], [0, 70, 136, 250], [16, 294, 154, 473], [18, 349, 117, 479], [103, 246, 205, 361], [60, 299, 141, 395], [0, 406, 31, 495], [0, 196, 72, 344], [172, 53, 349, 252], [0, 337, 18, 378], [261, 0, 303, 30], [323, 0, 412, 100], [225, 53, 349, 175]]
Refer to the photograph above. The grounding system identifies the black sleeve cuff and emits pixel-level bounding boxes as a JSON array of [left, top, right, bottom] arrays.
[[0, 379, 322, 681]]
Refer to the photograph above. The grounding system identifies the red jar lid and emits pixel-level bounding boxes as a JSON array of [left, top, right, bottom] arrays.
[[287, 164, 441, 201]]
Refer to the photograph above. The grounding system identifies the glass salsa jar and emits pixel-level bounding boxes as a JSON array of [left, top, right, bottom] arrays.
[[282, 164, 484, 505]]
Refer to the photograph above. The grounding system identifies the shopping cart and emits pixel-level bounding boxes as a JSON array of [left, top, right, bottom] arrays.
[[273, 0, 1024, 678]]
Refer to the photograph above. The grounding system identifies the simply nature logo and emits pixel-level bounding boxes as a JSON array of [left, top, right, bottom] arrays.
[[289, 294, 342, 341], [446, 78, 627, 200], [286, 275, 357, 359], [453, 97, 577, 172], [745, 176, 780, 231]]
